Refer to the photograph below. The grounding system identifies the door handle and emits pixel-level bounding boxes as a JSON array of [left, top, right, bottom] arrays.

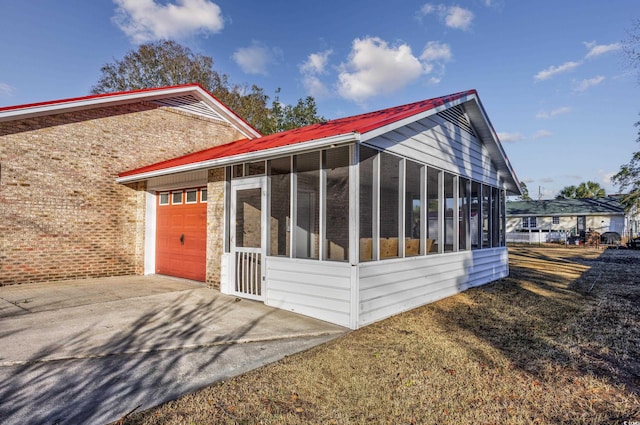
[[180, 234, 185, 245]]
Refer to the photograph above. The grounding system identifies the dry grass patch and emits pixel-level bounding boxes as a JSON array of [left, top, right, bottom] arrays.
[[118, 246, 640, 424]]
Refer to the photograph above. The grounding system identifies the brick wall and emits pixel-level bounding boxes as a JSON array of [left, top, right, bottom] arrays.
[[206, 168, 226, 289], [0, 102, 244, 285]]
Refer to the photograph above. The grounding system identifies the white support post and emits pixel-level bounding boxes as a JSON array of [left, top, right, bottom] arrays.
[[290, 156, 298, 259], [398, 158, 406, 258], [420, 165, 427, 255], [372, 153, 380, 261], [453, 175, 459, 252], [319, 151, 327, 261], [438, 170, 444, 254], [349, 144, 359, 265]]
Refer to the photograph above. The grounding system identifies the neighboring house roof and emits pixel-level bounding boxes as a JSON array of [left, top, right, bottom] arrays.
[[0, 84, 261, 140], [507, 198, 625, 216], [117, 89, 522, 194]]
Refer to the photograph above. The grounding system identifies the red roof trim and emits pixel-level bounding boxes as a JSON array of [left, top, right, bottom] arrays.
[[118, 90, 476, 179], [0, 84, 260, 137], [0, 84, 195, 112]]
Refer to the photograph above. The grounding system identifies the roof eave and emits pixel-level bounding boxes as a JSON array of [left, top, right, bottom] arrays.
[[0, 85, 261, 140], [116, 132, 360, 184]]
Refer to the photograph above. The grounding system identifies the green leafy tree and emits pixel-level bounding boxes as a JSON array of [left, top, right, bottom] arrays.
[[612, 22, 640, 211], [91, 40, 322, 135], [518, 181, 531, 200], [612, 121, 640, 211], [262, 89, 325, 134], [557, 185, 578, 199], [557, 181, 605, 199]]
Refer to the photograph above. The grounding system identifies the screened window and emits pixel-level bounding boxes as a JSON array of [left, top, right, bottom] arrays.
[[491, 187, 500, 247], [379, 152, 401, 259], [295, 152, 320, 259], [459, 177, 470, 251], [482, 185, 490, 247], [247, 161, 266, 176], [443, 172, 455, 252], [426, 167, 440, 254], [405, 160, 422, 257], [471, 181, 481, 249], [232, 164, 244, 178], [359, 146, 377, 262], [499, 189, 506, 246], [324, 147, 350, 261], [269, 157, 291, 257]]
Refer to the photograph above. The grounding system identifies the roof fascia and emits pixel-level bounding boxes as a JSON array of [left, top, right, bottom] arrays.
[[359, 93, 473, 142], [0, 85, 261, 139], [117, 132, 359, 184]]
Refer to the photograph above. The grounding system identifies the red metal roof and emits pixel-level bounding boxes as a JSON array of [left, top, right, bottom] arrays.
[[118, 90, 476, 178]]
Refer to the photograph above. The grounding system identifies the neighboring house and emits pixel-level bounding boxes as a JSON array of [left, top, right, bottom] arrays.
[[506, 197, 636, 243], [2, 86, 521, 329]]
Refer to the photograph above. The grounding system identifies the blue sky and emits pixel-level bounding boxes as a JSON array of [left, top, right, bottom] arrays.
[[1, 0, 638, 198]]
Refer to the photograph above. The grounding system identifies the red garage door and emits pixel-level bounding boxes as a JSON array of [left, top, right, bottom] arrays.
[[156, 188, 207, 281]]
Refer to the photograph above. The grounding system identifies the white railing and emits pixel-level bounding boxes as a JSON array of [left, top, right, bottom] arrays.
[[506, 230, 569, 244], [234, 248, 263, 300]]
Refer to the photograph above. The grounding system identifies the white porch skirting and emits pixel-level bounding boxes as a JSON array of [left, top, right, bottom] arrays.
[[262, 247, 508, 329]]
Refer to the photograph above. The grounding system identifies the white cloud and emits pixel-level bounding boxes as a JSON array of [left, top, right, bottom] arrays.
[[574, 75, 605, 92], [337, 37, 425, 103], [112, 0, 224, 43], [445, 6, 474, 30], [419, 4, 473, 30], [497, 132, 524, 143], [300, 50, 332, 75], [534, 61, 581, 81], [232, 42, 280, 75], [0, 83, 15, 97], [420, 41, 452, 62], [535, 106, 571, 119], [599, 169, 616, 186], [300, 50, 333, 98], [584, 41, 621, 59], [303, 75, 331, 98], [532, 130, 552, 139]]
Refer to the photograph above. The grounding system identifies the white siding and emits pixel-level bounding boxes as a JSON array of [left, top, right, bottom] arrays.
[[357, 248, 508, 327], [365, 114, 498, 186], [265, 257, 354, 328]]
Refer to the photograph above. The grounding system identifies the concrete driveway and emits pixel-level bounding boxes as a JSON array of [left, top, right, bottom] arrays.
[[0, 275, 346, 425]]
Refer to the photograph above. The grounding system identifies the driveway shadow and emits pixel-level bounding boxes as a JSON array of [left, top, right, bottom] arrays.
[[0, 278, 345, 424]]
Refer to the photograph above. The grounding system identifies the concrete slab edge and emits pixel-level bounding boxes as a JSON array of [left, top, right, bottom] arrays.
[[0, 329, 347, 367]]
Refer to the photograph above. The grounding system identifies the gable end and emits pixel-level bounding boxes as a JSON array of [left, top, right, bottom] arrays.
[[150, 94, 224, 122], [437, 105, 475, 137]]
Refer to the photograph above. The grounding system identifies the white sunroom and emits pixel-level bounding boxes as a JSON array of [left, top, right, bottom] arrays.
[[118, 90, 521, 329]]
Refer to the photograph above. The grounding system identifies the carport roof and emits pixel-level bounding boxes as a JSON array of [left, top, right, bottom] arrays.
[[117, 89, 522, 194]]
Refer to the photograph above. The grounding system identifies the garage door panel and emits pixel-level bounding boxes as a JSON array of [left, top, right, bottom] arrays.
[[156, 189, 207, 282]]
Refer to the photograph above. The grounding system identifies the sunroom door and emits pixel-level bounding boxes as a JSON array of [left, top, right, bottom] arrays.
[[230, 178, 267, 301]]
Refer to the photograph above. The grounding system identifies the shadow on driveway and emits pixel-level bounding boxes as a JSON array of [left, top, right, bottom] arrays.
[[0, 276, 346, 424]]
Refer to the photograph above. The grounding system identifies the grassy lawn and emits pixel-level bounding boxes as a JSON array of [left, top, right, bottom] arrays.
[[118, 246, 640, 424]]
